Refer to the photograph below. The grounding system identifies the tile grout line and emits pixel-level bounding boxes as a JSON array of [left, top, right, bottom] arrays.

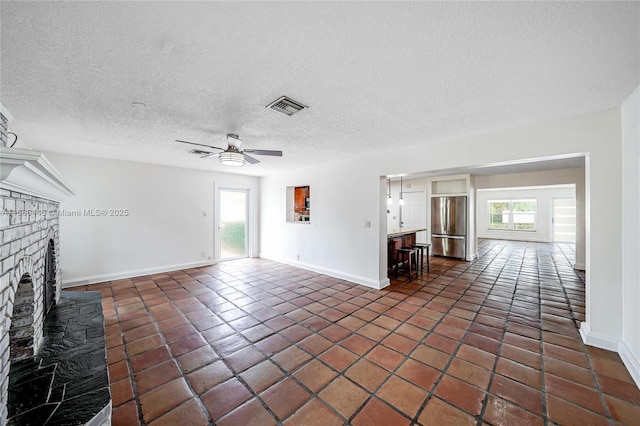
[[114, 262, 397, 424], [344, 266, 457, 424], [473, 241, 524, 426], [144, 275, 218, 426], [92, 241, 632, 426], [229, 263, 445, 424], [535, 243, 551, 425], [548, 243, 615, 423], [404, 240, 515, 424], [185, 265, 385, 424], [120, 275, 215, 425], [108, 280, 147, 426]]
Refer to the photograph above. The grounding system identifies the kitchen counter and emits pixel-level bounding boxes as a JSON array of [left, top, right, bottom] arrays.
[[387, 228, 427, 238], [387, 228, 427, 278]]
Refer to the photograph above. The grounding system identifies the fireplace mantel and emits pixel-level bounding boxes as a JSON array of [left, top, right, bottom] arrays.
[[0, 146, 75, 201]]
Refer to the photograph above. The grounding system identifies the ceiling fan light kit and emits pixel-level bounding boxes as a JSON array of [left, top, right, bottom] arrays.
[[218, 150, 246, 167], [175, 133, 283, 167]]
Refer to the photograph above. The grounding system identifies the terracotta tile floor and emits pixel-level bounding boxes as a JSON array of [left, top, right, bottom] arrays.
[[71, 239, 640, 425]]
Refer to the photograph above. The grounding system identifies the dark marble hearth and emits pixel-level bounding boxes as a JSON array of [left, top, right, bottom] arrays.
[[8, 291, 111, 426]]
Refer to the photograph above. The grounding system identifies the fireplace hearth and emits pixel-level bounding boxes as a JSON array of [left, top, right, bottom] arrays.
[[8, 291, 111, 425]]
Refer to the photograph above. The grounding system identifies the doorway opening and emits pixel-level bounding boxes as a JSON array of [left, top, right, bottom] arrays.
[[400, 190, 427, 243], [218, 189, 249, 260]]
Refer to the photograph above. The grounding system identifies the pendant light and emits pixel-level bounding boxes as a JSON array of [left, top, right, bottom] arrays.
[[386, 178, 393, 205], [399, 176, 405, 206]]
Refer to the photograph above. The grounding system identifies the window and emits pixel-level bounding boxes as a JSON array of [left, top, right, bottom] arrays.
[[489, 201, 510, 229], [488, 199, 536, 231]]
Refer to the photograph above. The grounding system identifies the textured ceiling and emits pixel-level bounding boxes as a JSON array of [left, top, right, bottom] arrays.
[[1, 2, 638, 176]]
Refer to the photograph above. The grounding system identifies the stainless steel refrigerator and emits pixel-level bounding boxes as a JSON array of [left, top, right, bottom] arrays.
[[431, 196, 467, 259]]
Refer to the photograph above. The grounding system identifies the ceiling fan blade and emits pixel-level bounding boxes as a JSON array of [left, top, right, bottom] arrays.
[[244, 153, 260, 164], [201, 152, 220, 159], [175, 139, 224, 150], [243, 149, 283, 156]]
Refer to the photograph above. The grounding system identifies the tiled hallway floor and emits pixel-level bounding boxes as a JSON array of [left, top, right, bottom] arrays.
[[72, 240, 640, 425]]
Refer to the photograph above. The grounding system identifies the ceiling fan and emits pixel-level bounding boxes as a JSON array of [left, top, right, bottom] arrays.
[[175, 134, 283, 167]]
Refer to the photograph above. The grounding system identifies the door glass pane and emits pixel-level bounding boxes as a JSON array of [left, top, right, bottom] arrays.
[[220, 190, 247, 260], [553, 198, 576, 243]]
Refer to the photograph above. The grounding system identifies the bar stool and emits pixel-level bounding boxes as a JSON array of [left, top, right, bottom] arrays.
[[412, 242, 431, 273], [396, 246, 419, 280]]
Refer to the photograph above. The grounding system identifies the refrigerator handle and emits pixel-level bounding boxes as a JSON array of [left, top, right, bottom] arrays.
[[445, 198, 450, 234]]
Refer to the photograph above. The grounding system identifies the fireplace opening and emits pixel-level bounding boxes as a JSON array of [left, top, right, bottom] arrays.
[[9, 274, 35, 361], [44, 239, 56, 316]]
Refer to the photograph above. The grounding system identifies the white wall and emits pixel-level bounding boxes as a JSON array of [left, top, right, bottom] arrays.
[[260, 160, 383, 288], [260, 108, 624, 351], [45, 153, 260, 286], [621, 85, 640, 387]]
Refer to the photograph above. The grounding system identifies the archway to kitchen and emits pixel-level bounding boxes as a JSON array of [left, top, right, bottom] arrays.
[[380, 154, 588, 330]]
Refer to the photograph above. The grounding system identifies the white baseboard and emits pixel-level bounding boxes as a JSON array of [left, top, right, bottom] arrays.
[[578, 323, 640, 389], [618, 341, 640, 389], [62, 260, 216, 288], [573, 262, 586, 271], [579, 321, 620, 352], [260, 253, 388, 290]]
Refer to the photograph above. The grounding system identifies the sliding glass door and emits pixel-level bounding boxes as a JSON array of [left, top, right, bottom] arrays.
[[218, 189, 248, 260]]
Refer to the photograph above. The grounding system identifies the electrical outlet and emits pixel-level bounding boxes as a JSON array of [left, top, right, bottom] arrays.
[[297, 254, 300, 261]]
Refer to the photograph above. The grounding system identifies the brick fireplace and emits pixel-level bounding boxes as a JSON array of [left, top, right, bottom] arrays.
[[1, 187, 62, 373], [0, 104, 111, 425]]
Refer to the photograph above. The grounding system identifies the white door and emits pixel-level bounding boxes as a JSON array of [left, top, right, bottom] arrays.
[[218, 189, 249, 260], [552, 197, 576, 243], [401, 191, 427, 243]]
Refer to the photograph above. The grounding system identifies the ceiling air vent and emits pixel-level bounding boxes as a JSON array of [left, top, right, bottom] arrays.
[[189, 148, 211, 156], [266, 96, 308, 116]]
